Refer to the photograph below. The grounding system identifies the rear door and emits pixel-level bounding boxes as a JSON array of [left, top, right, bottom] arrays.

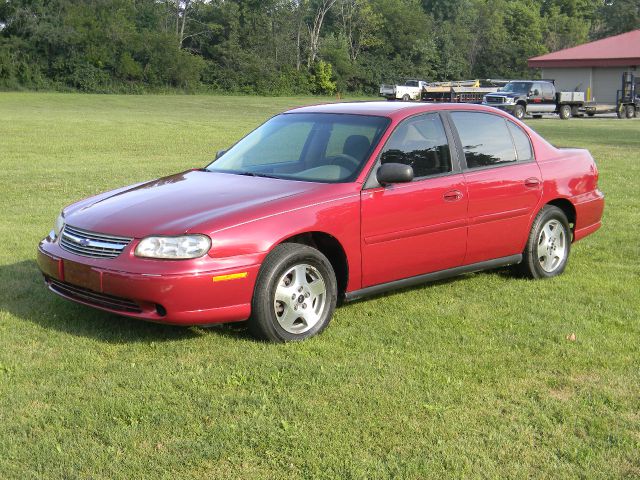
[[447, 111, 542, 265], [360, 113, 468, 287], [541, 82, 557, 111], [527, 82, 556, 113]]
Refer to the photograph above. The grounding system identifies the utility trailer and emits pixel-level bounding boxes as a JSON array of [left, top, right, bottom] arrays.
[[380, 79, 511, 103], [420, 79, 507, 103]]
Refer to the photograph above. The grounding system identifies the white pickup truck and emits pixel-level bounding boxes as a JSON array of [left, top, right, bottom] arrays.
[[379, 80, 428, 101]]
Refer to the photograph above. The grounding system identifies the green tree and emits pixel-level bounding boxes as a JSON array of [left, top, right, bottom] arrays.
[[591, 0, 640, 38]]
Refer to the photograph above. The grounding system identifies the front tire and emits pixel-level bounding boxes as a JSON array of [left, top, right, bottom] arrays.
[[513, 104, 525, 120], [625, 105, 636, 119], [518, 206, 571, 279], [249, 243, 337, 342]]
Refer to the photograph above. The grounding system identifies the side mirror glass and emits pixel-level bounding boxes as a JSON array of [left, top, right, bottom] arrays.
[[376, 163, 414, 185]]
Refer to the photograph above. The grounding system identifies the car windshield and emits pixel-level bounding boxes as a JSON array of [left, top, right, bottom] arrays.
[[405, 80, 419, 87], [206, 113, 389, 183], [500, 82, 532, 94]]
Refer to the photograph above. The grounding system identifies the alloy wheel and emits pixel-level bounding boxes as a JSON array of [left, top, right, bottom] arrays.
[[537, 219, 567, 273], [273, 263, 327, 334]]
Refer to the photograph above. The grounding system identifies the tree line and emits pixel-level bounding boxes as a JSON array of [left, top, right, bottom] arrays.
[[0, 0, 638, 95]]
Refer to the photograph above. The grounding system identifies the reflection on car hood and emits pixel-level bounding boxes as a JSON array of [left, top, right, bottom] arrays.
[[63, 170, 325, 237]]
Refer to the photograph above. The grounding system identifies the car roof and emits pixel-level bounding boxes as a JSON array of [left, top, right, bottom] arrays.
[[285, 101, 503, 120]]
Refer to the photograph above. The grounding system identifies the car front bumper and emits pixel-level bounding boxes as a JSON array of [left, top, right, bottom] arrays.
[[37, 238, 260, 326], [482, 102, 517, 113]]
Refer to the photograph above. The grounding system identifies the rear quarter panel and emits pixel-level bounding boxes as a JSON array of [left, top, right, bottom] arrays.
[[535, 145, 604, 240]]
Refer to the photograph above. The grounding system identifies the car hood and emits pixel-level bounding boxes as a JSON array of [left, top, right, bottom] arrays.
[[63, 170, 328, 238], [488, 92, 521, 99]]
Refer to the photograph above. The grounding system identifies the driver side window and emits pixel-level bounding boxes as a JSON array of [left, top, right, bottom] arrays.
[[380, 113, 452, 179]]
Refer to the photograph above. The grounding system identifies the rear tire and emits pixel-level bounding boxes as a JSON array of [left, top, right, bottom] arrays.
[[518, 206, 571, 279], [249, 243, 337, 342], [402, 94, 411, 102], [559, 104, 572, 120]]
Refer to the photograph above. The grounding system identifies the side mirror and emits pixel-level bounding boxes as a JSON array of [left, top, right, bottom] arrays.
[[215, 149, 227, 160], [376, 163, 414, 185]]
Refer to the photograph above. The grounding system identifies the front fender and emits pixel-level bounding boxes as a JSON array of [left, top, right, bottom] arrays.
[[206, 191, 363, 291]]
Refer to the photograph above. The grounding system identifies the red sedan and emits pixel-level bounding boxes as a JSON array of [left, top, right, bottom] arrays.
[[38, 102, 604, 341]]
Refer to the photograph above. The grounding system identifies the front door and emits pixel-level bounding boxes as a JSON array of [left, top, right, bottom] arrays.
[[361, 113, 468, 287]]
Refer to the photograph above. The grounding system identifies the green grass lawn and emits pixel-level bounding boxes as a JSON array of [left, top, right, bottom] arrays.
[[0, 93, 638, 479]]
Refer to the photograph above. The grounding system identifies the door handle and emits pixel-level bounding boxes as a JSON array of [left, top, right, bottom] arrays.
[[524, 177, 541, 188], [443, 189, 464, 202]]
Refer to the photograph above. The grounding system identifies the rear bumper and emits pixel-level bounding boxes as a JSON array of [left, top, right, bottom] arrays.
[[573, 189, 605, 242], [37, 241, 259, 325]]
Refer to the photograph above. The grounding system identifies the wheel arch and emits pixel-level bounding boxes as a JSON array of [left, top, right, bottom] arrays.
[[276, 231, 349, 298], [546, 198, 577, 235], [521, 198, 578, 253]]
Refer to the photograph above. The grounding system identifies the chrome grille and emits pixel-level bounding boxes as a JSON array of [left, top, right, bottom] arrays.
[[485, 96, 505, 104], [60, 225, 132, 259]]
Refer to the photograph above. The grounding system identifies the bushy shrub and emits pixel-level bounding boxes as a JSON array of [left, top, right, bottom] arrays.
[[311, 60, 337, 95], [116, 52, 143, 81], [63, 58, 112, 92], [167, 50, 206, 89]]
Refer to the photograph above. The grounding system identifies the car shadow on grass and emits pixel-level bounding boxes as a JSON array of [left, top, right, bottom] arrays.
[[0, 259, 251, 343], [2, 259, 520, 343]]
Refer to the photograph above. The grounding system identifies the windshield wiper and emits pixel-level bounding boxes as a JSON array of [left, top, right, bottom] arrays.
[[234, 171, 280, 179], [205, 169, 282, 179]]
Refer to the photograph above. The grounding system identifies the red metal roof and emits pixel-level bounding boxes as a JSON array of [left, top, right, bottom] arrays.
[[528, 29, 640, 68]]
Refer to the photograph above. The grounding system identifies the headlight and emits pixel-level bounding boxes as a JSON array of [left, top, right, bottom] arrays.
[[52, 213, 65, 239], [134, 235, 211, 259], [505, 97, 515, 104], [482, 95, 487, 103]]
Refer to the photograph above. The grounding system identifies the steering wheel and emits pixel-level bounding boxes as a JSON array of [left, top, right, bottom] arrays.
[[329, 153, 360, 171]]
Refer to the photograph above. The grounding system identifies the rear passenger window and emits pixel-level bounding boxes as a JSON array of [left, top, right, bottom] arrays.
[[506, 121, 533, 161], [542, 82, 554, 99], [450, 112, 517, 168], [380, 113, 452, 179]]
